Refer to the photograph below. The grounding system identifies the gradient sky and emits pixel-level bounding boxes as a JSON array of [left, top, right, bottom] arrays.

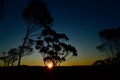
[[0, 0, 120, 66]]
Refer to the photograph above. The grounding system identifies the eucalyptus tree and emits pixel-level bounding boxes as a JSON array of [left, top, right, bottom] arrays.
[[94, 27, 120, 65], [0, 0, 6, 18], [7, 48, 19, 66], [0, 43, 33, 67], [35, 27, 77, 67], [0, 49, 18, 67], [0, 46, 33, 67], [18, 0, 53, 66], [0, 0, 4, 17], [96, 27, 120, 58], [0, 52, 8, 67]]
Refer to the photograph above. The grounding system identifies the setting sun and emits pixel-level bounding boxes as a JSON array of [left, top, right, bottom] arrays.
[[47, 62, 53, 69]]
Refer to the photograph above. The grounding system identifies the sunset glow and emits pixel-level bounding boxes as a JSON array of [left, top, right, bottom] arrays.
[[46, 62, 53, 69], [1, 0, 120, 67]]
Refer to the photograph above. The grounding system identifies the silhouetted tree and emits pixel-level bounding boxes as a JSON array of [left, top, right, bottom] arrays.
[[18, 0, 53, 66], [0, 52, 8, 67], [0, 0, 3, 17], [0, 49, 18, 67], [35, 28, 78, 67], [7, 48, 19, 66], [0, 0, 5, 18], [22, 0, 53, 27], [93, 57, 120, 66], [0, 46, 33, 67], [94, 27, 120, 65], [96, 27, 120, 58]]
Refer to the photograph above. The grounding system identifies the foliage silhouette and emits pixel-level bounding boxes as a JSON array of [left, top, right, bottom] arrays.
[[0, 0, 4, 17], [18, 0, 53, 66], [35, 27, 78, 66], [96, 27, 120, 58], [0, 52, 9, 67], [94, 27, 120, 65], [0, 0, 6, 18], [0, 49, 18, 67], [0, 46, 33, 67], [93, 57, 120, 66], [7, 48, 18, 66], [22, 0, 53, 27]]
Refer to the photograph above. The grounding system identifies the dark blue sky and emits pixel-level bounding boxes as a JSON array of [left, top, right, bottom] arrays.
[[0, 0, 120, 66]]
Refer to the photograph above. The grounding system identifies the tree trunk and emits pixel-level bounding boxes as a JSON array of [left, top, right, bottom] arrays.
[[4, 61, 6, 67], [18, 34, 28, 66], [7, 61, 10, 67], [12, 61, 14, 66]]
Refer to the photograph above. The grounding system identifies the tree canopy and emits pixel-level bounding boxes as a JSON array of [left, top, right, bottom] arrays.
[[0, 0, 5, 18], [94, 27, 120, 66], [35, 27, 77, 66], [18, 0, 53, 66], [97, 27, 120, 58], [22, 0, 53, 27]]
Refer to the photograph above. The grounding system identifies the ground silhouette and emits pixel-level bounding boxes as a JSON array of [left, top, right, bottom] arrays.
[[0, 65, 119, 80]]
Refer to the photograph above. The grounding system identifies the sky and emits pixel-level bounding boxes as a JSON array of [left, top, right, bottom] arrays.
[[0, 0, 120, 66]]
